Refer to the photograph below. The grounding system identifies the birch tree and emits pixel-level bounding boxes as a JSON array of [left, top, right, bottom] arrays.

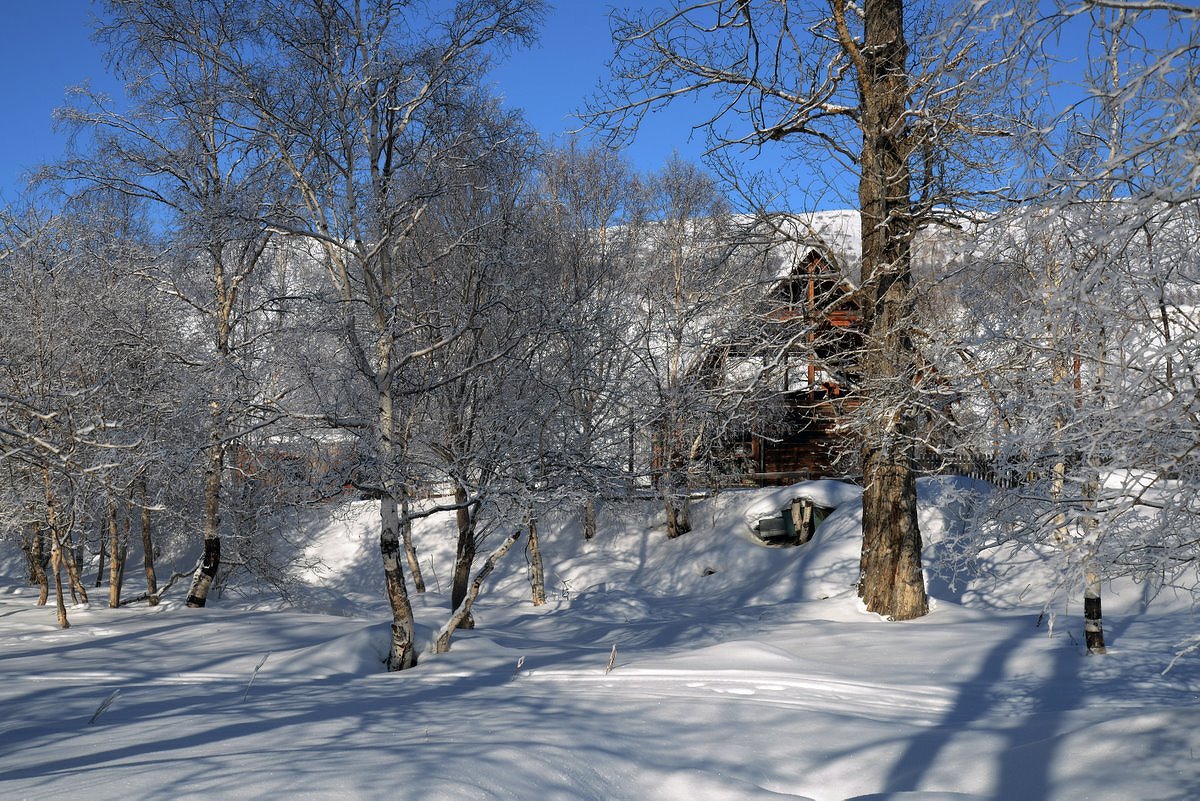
[[56, 0, 292, 608], [943, 4, 1200, 647], [0, 194, 178, 623], [246, 0, 545, 670], [625, 156, 777, 537], [535, 141, 641, 540]]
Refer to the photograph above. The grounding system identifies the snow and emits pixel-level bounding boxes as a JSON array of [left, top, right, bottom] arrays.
[[2, 479, 1199, 800]]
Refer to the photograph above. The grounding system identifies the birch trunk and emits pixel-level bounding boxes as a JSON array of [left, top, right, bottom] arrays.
[[380, 492, 418, 669], [399, 495, 425, 594], [186, 416, 224, 608], [108, 499, 129, 608], [435, 530, 521, 654], [43, 470, 87, 605], [583, 497, 597, 541], [26, 524, 49, 606], [662, 463, 692, 539], [95, 521, 106, 588], [1084, 569, 1107, 654], [527, 513, 546, 606], [50, 532, 69, 629], [379, 383, 417, 671]]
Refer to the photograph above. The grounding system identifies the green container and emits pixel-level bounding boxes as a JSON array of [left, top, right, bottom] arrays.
[[757, 514, 789, 539]]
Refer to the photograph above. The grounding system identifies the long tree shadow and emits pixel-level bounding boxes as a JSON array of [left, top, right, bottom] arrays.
[[882, 619, 1064, 795]]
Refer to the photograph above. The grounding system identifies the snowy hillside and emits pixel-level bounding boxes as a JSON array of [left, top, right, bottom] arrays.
[[2, 479, 1198, 800]]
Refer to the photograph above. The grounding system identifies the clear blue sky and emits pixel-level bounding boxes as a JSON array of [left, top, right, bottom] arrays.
[[0, 1, 120, 201], [0, 1, 733, 205], [0, 2, 1114, 211]]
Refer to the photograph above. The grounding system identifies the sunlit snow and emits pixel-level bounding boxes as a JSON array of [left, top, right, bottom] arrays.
[[2, 479, 1197, 800]]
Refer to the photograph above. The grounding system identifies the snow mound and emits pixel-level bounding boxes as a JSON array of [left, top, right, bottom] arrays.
[[742, 479, 863, 528]]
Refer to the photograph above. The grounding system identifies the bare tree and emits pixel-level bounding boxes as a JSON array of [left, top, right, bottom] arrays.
[[534, 140, 641, 540], [54, 0, 293, 608], [623, 156, 779, 537], [923, 3, 1200, 652], [245, 0, 545, 670], [595, 0, 1036, 618]]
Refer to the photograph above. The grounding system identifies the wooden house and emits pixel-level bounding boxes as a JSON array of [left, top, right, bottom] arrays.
[[723, 246, 863, 484]]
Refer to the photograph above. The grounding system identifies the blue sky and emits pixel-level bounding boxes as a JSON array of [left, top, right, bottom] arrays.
[[0, 2, 1115, 212], [0, 2, 735, 205], [0, 2, 120, 201]]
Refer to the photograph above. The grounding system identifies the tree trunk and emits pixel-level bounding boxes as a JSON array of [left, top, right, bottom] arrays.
[[400, 494, 425, 593], [24, 523, 50, 606], [849, 0, 928, 620], [379, 383, 417, 671], [435, 529, 521, 654], [187, 427, 224, 608], [664, 490, 681, 539], [108, 499, 129, 608], [662, 464, 692, 539], [583, 497, 598, 541], [858, 448, 927, 618], [527, 512, 546, 606], [380, 492, 418, 670], [43, 470, 87, 605], [1084, 569, 1106, 654], [50, 532, 69, 629], [140, 476, 159, 605], [451, 482, 477, 629], [94, 519, 107, 589]]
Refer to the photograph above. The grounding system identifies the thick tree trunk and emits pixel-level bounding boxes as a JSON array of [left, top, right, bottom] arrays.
[[858, 447, 927, 618], [187, 429, 224, 607], [399, 495, 425, 593], [850, 0, 928, 620], [527, 512, 546, 606], [451, 483, 477, 629], [140, 477, 159, 605]]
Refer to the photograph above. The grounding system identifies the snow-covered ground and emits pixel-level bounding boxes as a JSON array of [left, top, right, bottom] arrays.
[[2, 479, 1198, 800]]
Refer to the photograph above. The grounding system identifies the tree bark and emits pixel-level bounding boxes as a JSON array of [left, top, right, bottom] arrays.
[[108, 498, 129, 608], [451, 482, 477, 629], [187, 419, 224, 608], [1084, 569, 1106, 654], [24, 523, 50, 606], [43, 469, 87, 605], [435, 529, 521, 654], [379, 383, 417, 671], [583, 497, 597, 541], [847, 0, 928, 620], [140, 476, 159, 605], [399, 494, 425, 594], [94, 519, 107, 589], [527, 512, 546, 606], [50, 533, 69, 629], [380, 492, 418, 670], [662, 461, 692, 539]]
